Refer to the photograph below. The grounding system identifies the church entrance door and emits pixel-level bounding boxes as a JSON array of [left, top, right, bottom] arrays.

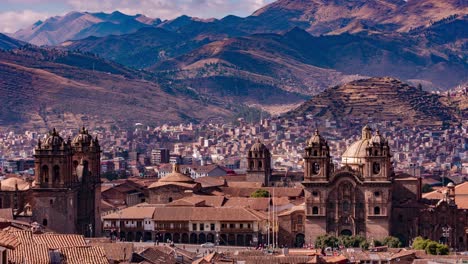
[[340, 229, 352, 236], [295, 233, 305, 248]]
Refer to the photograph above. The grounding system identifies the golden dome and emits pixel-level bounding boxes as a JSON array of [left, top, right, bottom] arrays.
[[159, 164, 194, 183], [341, 125, 372, 165]]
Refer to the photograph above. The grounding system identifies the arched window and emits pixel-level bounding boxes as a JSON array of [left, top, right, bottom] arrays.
[[41, 165, 49, 183], [312, 163, 320, 174], [312, 207, 319, 215], [313, 150, 318, 156], [374, 150, 379, 156], [43, 219, 48, 226], [374, 206, 381, 215], [168, 197, 173, 203], [250, 161, 254, 169], [258, 161, 263, 170], [53, 165, 60, 183]]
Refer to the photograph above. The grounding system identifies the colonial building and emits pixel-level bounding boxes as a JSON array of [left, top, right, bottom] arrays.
[[148, 164, 201, 204], [303, 126, 393, 242], [301, 125, 467, 250], [32, 127, 101, 236]]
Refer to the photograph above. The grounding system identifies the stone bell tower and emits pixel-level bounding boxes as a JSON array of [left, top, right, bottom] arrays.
[[303, 129, 332, 182], [33, 128, 78, 234], [246, 139, 272, 186], [71, 127, 102, 237]]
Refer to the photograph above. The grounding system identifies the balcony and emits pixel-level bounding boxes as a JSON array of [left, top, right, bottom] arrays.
[[220, 228, 254, 233]]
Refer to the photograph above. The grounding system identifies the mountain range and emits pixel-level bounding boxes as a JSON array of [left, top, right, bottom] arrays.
[[1, 0, 467, 128], [11, 11, 161, 46]]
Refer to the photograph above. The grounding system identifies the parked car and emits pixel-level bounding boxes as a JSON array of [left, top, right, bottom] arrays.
[[201, 242, 215, 248]]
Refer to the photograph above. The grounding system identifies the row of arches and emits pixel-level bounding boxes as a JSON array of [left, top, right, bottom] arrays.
[[40, 159, 92, 184], [113, 231, 254, 246]]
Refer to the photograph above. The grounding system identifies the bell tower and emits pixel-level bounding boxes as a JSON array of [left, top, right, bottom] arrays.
[[71, 127, 102, 237], [303, 129, 332, 182], [33, 128, 78, 234], [364, 129, 392, 181], [246, 139, 271, 186]]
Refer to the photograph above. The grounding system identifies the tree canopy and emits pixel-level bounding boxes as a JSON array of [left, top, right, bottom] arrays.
[[250, 189, 270, 198]]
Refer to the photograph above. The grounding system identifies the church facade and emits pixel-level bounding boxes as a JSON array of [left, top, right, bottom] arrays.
[[302, 126, 393, 242], [32, 127, 101, 236]]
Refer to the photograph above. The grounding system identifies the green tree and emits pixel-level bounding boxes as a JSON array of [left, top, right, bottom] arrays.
[[250, 189, 270, 198], [382, 236, 402, 248], [315, 235, 339, 249], [436, 244, 449, 255], [412, 236, 429, 250], [425, 241, 439, 255]]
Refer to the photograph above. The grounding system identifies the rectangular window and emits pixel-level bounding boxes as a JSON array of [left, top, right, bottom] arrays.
[[240, 224, 244, 229], [230, 223, 235, 229], [192, 223, 197, 231], [221, 224, 226, 228], [200, 223, 204, 231], [210, 224, 215, 231], [248, 224, 251, 229]]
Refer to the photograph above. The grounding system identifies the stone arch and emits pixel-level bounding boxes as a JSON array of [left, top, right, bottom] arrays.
[[136, 232, 143, 242], [220, 234, 227, 245], [340, 229, 352, 236], [173, 233, 181, 243], [295, 233, 305, 248], [53, 165, 60, 184], [207, 233, 214, 243], [228, 234, 235, 245], [126, 232, 134, 241], [144, 232, 152, 242], [164, 233, 172, 242], [190, 233, 197, 244], [236, 234, 245, 246], [312, 206, 319, 215], [374, 206, 381, 215], [199, 233, 206, 244], [181, 233, 189, 243], [41, 165, 49, 183], [246, 234, 253, 246]]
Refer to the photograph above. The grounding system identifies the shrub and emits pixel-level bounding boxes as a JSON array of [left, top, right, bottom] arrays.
[[250, 189, 270, 198]]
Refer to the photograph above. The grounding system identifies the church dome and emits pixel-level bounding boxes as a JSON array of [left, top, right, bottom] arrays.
[[370, 129, 387, 145], [341, 125, 373, 165], [250, 139, 267, 152], [307, 129, 327, 146], [72, 127, 93, 146], [159, 164, 194, 183], [43, 128, 64, 148]]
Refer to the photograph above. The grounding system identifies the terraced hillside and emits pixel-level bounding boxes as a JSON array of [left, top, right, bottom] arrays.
[[287, 77, 461, 126]]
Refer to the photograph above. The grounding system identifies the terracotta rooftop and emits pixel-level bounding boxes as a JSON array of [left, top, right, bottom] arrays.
[[0, 230, 19, 249], [103, 205, 157, 220], [149, 207, 265, 222], [88, 241, 133, 262], [423, 182, 468, 209], [219, 187, 303, 198], [32, 233, 87, 249], [60, 246, 108, 264]]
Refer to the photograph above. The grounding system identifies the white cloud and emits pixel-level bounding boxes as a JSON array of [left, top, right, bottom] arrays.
[[0, 10, 51, 33]]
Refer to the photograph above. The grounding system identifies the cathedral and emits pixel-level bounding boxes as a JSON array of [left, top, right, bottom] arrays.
[[302, 126, 394, 242], [32, 127, 101, 236]]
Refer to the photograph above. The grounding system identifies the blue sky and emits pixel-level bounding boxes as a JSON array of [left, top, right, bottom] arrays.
[[0, 0, 275, 33]]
